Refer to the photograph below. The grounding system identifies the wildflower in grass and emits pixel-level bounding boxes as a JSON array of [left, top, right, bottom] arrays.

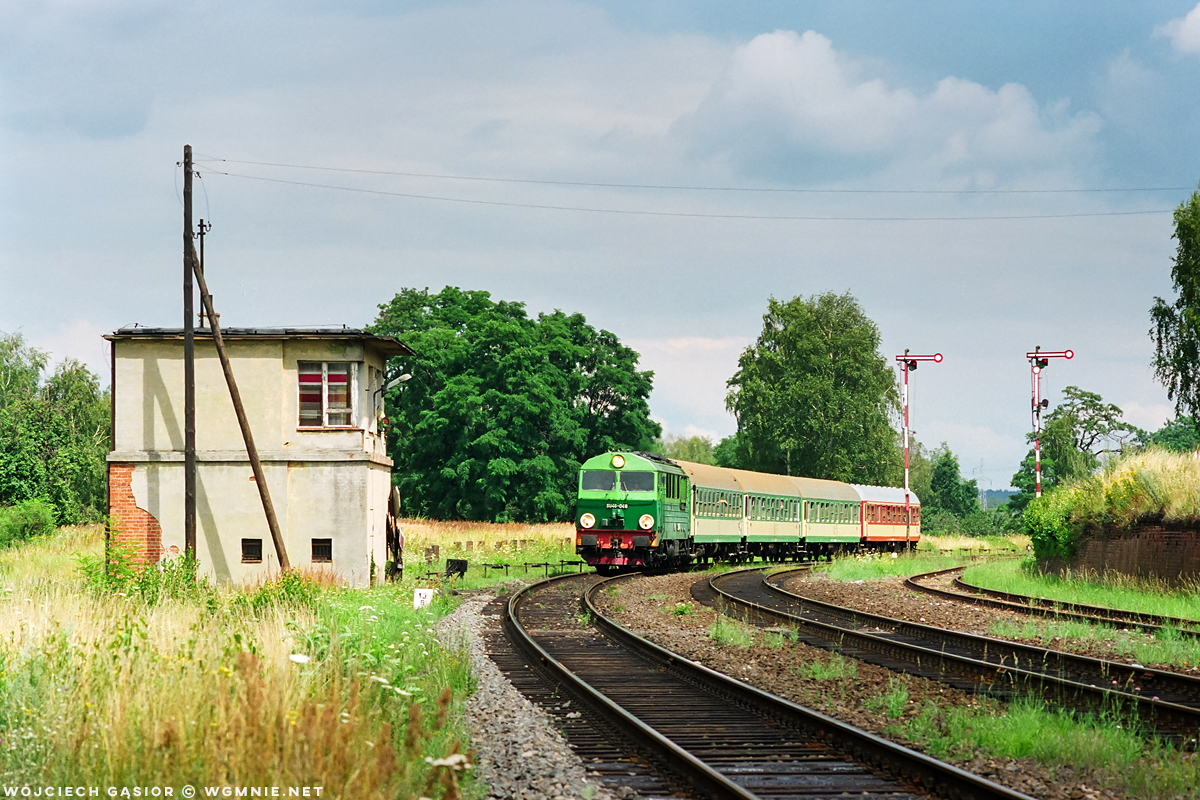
[[425, 753, 472, 770]]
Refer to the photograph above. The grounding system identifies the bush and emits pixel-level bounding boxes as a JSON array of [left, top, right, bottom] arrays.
[[0, 498, 57, 545], [1024, 486, 1083, 560]]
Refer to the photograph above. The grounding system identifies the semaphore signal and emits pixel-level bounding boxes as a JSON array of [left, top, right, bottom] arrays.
[[895, 350, 942, 546], [1027, 346, 1074, 498]]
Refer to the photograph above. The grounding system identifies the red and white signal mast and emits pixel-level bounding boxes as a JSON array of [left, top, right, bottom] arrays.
[[895, 350, 942, 546], [1026, 346, 1073, 497]]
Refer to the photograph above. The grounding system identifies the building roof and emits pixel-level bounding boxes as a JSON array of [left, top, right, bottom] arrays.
[[104, 326, 414, 356]]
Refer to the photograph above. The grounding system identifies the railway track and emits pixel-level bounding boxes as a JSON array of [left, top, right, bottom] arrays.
[[701, 568, 1200, 737], [499, 571, 1035, 800], [906, 566, 1200, 637]]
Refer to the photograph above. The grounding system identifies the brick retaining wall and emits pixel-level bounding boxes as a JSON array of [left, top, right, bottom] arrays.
[[1051, 523, 1200, 585]]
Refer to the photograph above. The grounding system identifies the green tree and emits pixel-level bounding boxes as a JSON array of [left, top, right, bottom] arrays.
[[1145, 416, 1200, 452], [904, 437, 934, 507], [1007, 386, 1135, 515], [1151, 187, 1200, 429], [0, 340, 109, 524], [370, 287, 660, 522], [662, 434, 715, 465], [713, 432, 749, 469], [926, 445, 980, 518], [1045, 385, 1141, 461], [725, 292, 900, 484], [0, 332, 46, 406]]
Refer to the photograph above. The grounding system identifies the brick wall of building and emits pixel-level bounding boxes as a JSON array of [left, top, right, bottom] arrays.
[[107, 463, 163, 566], [1051, 523, 1200, 586]]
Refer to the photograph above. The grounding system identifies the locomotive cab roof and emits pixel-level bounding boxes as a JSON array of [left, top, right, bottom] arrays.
[[579, 451, 686, 475]]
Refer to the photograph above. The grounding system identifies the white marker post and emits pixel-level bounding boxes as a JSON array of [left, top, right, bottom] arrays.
[[895, 350, 942, 549]]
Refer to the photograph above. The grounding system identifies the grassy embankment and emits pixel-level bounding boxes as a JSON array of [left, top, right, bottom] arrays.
[[809, 533, 1029, 582], [0, 524, 475, 798], [693, 590, 1200, 799], [963, 558, 1200, 667], [1026, 447, 1200, 561], [978, 448, 1200, 667]]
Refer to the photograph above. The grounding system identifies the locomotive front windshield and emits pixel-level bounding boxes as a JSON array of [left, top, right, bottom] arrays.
[[581, 470, 617, 491], [618, 471, 655, 492]]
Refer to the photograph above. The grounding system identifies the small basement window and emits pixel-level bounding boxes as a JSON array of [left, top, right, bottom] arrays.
[[242, 538, 263, 563], [298, 361, 358, 428], [312, 538, 333, 563]]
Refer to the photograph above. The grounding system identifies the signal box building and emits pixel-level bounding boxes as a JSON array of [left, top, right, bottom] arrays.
[[104, 327, 412, 587]]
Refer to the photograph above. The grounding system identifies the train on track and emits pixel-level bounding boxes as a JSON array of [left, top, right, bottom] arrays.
[[574, 451, 921, 573]]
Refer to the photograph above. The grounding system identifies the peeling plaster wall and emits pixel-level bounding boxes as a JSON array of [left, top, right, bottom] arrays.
[[107, 335, 394, 588]]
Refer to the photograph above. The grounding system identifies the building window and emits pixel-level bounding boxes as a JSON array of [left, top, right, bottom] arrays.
[[299, 361, 357, 427], [312, 538, 332, 563], [242, 539, 263, 563]]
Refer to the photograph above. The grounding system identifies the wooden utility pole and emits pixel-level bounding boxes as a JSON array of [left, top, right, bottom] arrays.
[[183, 145, 197, 559], [188, 240, 291, 571]]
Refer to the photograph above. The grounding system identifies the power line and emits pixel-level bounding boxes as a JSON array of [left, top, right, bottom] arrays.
[[204, 168, 1172, 221], [196, 156, 1190, 196]]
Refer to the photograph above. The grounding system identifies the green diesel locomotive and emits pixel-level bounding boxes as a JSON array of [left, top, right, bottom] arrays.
[[574, 450, 921, 572]]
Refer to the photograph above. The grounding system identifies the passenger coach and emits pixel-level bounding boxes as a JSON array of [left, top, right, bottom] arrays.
[[574, 451, 920, 572]]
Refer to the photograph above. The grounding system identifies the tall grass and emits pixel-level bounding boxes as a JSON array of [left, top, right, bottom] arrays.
[[987, 617, 1200, 668], [899, 696, 1200, 799], [0, 525, 475, 798], [963, 558, 1200, 622], [1027, 448, 1200, 559], [708, 615, 756, 647]]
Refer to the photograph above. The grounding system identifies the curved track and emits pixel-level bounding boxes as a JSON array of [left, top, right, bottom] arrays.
[[502, 572, 1035, 800], [701, 568, 1200, 737], [906, 566, 1200, 637]]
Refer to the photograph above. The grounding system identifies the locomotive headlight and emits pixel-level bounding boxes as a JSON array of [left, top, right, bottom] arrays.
[[580, 513, 595, 529], [611, 454, 625, 468], [638, 514, 654, 530]]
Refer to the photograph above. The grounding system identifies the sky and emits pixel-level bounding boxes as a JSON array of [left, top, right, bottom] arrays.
[[3, 1, 1200, 491]]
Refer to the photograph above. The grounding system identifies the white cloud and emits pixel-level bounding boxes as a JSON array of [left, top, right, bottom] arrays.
[[919, 421, 1027, 490], [1120, 400, 1173, 432], [629, 336, 748, 440], [1156, 3, 1200, 54], [676, 30, 1102, 186], [678, 424, 723, 441], [33, 319, 111, 382]]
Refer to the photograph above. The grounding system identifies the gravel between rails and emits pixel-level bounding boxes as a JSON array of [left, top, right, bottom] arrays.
[[595, 572, 1125, 800], [438, 575, 1138, 800], [436, 591, 619, 800]]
